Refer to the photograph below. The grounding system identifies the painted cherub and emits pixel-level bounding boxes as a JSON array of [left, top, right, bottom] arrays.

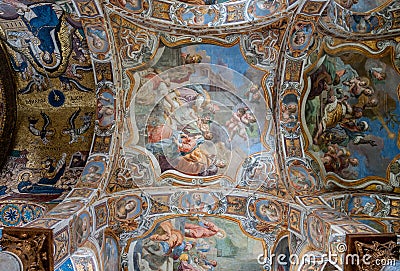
[[196, 113, 214, 140], [281, 101, 298, 123], [226, 107, 246, 139], [343, 76, 371, 97], [244, 84, 261, 103], [226, 107, 256, 141]]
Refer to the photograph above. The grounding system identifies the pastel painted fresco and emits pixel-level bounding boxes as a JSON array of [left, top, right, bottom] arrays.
[[272, 237, 290, 271], [80, 161, 105, 184], [85, 25, 109, 54], [115, 195, 141, 220], [305, 52, 400, 179], [289, 22, 314, 53], [247, 0, 282, 19], [126, 217, 264, 271], [74, 212, 91, 246], [335, 0, 391, 11], [104, 235, 119, 271], [180, 192, 216, 213], [254, 199, 282, 222], [71, 249, 98, 271], [129, 44, 267, 180]]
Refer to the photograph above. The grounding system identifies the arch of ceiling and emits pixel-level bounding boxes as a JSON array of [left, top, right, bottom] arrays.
[[0, 0, 399, 270]]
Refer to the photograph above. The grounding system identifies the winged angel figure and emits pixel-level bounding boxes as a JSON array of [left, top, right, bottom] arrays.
[[62, 108, 93, 144], [28, 112, 55, 144]]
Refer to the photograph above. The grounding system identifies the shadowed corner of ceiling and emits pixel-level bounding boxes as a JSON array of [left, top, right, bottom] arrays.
[[0, 41, 17, 172]]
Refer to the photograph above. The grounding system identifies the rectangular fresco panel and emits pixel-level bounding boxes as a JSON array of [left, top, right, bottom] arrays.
[[126, 217, 264, 271], [128, 44, 268, 184], [306, 52, 400, 180]]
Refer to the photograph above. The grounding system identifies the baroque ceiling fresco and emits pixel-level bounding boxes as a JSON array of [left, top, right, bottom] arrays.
[[0, 0, 400, 271]]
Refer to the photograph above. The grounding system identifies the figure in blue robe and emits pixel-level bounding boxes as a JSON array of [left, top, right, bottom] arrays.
[[0, 185, 7, 195], [17, 181, 64, 194], [25, 4, 60, 65], [38, 162, 66, 185]]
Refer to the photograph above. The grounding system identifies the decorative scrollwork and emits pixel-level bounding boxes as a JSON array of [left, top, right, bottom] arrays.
[[96, 80, 116, 95], [225, 34, 240, 43], [239, 217, 277, 246], [210, 5, 227, 27], [159, 177, 233, 187], [94, 121, 116, 136], [110, 14, 159, 68], [354, 240, 399, 271], [237, 154, 278, 189], [210, 194, 228, 215], [281, 81, 301, 92], [376, 39, 394, 50], [120, 29, 159, 67], [241, 30, 280, 71], [119, 216, 156, 246], [107, 151, 157, 193], [120, 252, 129, 269], [169, 191, 189, 214]]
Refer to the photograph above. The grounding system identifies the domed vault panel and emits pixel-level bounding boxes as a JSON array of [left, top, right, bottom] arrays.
[[124, 44, 279, 190]]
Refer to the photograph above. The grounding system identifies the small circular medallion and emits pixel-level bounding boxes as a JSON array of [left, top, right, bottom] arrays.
[[48, 90, 65, 107]]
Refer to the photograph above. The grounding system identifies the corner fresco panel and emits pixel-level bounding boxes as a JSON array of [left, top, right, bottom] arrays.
[[335, 0, 391, 12], [125, 217, 265, 271], [305, 52, 400, 180]]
